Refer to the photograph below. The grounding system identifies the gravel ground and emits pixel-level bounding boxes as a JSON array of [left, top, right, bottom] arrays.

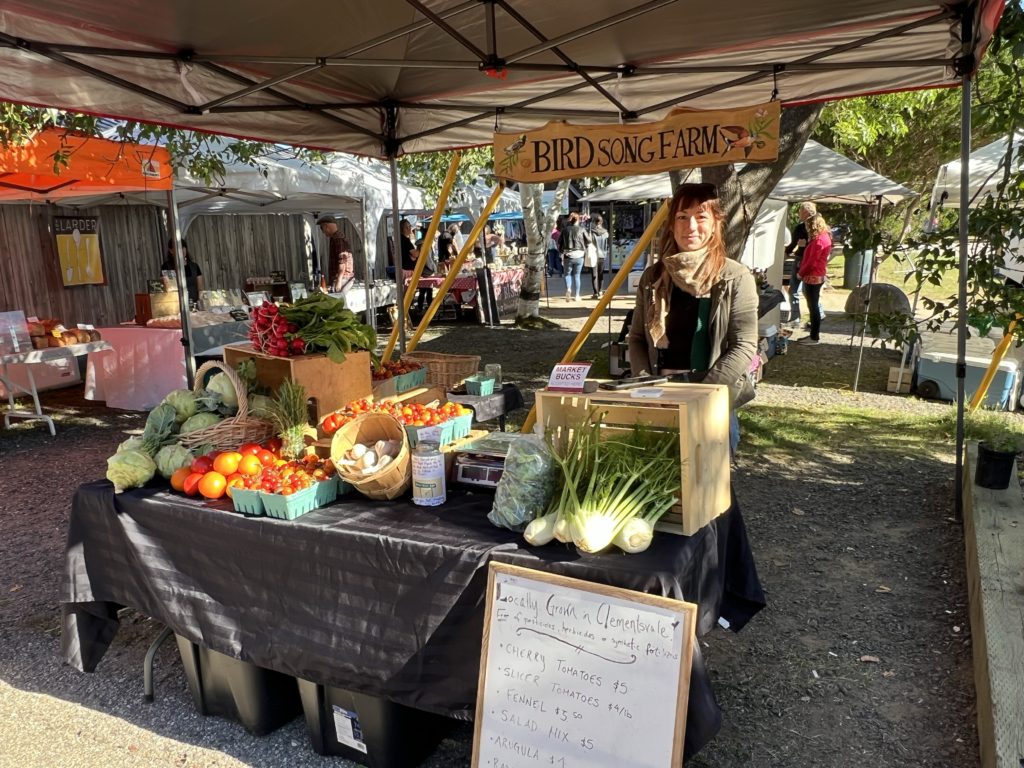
[[0, 300, 978, 768]]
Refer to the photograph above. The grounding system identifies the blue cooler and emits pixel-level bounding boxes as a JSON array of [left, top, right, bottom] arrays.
[[915, 333, 1019, 410]]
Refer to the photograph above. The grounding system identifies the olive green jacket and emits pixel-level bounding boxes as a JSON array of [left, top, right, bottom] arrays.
[[627, 258, 759, 407]]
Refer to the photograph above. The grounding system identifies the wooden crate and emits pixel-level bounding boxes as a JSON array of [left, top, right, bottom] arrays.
[[223, 343, 372, 422], [535, 383, 731, 535], [134, 291, 180, 325], [887, 366, 912, 394]]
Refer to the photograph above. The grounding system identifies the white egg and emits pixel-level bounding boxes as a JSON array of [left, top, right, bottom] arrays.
[[351, 443, 368, 459]]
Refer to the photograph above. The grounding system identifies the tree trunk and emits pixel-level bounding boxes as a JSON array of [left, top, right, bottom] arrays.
[[703, 104, 824, 260], [517, 180, 569, 320]]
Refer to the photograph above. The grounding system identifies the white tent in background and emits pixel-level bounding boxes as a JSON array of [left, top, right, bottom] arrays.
[[580, 140, 915, 205], [931, 132, 1024, 209]]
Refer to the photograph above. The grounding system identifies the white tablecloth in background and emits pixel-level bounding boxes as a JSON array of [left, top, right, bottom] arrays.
[[85, 327, 188, 411]]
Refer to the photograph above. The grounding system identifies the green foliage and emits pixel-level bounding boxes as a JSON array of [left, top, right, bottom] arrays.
[[395, 147, 494, 208], [962, 408, 1024, 453]]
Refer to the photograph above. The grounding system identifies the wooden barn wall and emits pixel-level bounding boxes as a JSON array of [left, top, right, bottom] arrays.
[[0, 207, 314, 326], [184, 213, 311, 292]]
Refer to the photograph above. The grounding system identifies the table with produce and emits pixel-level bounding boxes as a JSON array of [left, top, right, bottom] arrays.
[[61, 295, 765, 762]]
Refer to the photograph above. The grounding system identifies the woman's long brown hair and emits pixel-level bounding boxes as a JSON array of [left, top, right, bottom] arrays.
[[657, 183, 727, 294]]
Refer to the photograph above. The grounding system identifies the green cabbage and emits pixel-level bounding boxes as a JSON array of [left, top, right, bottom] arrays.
[[248, 394, 274, 419], [205, 372, 238, 409], [117, 436, 147, 455], [154, 443, 194, 479], [142, 403, 179, 455], [162, 389, 198, 424], [106, 449, 157, 494], [180, 412, 222, 434]]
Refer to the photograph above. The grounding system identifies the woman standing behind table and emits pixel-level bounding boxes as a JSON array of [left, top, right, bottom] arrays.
[[399, 219, 433, 315], [795, 213, 832, 345], [160, 239, 204, 304], [627, 183, 758, 451], [588, 214, 609, 299]]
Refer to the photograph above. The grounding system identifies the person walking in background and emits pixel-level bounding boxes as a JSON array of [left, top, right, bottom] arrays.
[[783, 201, 814, 327], [589, 214, 609, 298], [796, 213, 833, 345], [558, 212, 587, 302], [547, 217, 564, 277], [316, 215, 354, 294]]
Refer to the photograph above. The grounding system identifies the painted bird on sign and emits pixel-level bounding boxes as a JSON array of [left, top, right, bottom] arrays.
[[719, 125, 763, 158], [504, 134, 527, 155]]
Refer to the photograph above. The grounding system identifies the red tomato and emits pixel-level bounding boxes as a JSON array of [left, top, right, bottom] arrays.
[[263, 437, 283, 453], [257, 449, 277, 466], [183, 472, 204, 497], [191, 456, 214, 475], [322, 414, 338, 434], [238, 443, 262, 457]]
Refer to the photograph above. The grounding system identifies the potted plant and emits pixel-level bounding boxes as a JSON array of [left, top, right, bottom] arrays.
[[965, 409, 1024, 490]]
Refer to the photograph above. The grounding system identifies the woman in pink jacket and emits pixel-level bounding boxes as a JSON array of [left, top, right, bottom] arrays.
[[796, 214, 832, 345]]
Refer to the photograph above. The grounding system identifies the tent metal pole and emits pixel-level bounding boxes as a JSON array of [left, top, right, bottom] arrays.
[[389, 156, 406, 355], [166, 189, 195, 388], [954, 72, 971, 519], [361, 197, 373, 332], [853, 196, 883, 393]]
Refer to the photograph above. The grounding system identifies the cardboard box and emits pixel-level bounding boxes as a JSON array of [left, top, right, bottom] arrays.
[[135, 291, 181, 325], [535, 383, 731, 535], [224, 343, 372, 422], [887, 366, 912, 394]]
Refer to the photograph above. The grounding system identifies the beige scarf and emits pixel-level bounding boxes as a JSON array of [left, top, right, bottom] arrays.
[[647, 248, 710, 349]]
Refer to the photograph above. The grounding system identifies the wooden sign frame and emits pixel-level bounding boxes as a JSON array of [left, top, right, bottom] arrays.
[[471, 562, 697, 768]]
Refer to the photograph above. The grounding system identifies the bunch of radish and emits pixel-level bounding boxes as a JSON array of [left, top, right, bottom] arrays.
[[249, 304, 306, 357]]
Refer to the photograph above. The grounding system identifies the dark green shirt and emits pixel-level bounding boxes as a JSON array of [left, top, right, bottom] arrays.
[[658, 286, 711, 371]]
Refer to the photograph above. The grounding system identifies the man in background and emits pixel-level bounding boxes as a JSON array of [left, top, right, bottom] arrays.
[[316, 215, 354, 293]]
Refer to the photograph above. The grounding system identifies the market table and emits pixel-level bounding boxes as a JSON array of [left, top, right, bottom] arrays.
[[413, 266, 524, 322], [1, 341, 111, 435], [84, 322, 249, 411], [62, 482, 764, 761]]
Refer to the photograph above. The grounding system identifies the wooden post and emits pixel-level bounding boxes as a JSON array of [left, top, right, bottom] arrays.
[[406, 185, 505, 353], [383, 151, 462, 363]]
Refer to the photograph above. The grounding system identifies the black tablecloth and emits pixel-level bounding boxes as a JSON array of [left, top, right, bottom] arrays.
[[62, 482, 764, 759]]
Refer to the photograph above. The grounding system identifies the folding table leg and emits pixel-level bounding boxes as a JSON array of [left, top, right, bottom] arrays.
[[143, 625, 175, 702], [1, 364, 55, 435]]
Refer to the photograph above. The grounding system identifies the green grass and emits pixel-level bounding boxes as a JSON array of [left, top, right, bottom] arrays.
[[738, 402, 957, 461], [827, 247, 959, 310]]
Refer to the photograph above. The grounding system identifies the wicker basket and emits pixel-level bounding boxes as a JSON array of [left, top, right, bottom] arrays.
[[330, 413, 411, 500], [178, 360, 276, 451], [403, 351, 480, 390]]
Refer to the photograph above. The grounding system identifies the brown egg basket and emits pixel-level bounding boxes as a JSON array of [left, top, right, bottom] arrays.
[[330, 412, 411, 500]]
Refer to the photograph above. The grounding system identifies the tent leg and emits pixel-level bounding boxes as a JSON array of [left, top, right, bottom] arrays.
[[166, 189, 195, 389], [360, 198, 374, 331], [389, 156, 406, 355], [955, 72, 972, 520]]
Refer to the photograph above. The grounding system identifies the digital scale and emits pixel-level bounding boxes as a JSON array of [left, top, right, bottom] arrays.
[[451, 432, 519, 488]]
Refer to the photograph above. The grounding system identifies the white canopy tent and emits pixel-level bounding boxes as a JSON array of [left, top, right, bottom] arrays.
[[931, 131, 1024, 209], [0, 0, 1003, 513], [580, 140, 916, 205]]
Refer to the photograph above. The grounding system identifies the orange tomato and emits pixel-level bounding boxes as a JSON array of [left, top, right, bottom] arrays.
[[170, 467, 192, 492], [239, 443, 263, 457], [198, 471, 227, 499], [213, 451, 242, 476], [258, 449, 277, 466], [183, 472, 204, 497], [237, 454, 263, 477], [225, 474, 245, 499]]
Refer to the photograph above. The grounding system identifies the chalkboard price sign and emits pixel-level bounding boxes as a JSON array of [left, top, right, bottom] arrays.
[[472, 563, 696, 768]]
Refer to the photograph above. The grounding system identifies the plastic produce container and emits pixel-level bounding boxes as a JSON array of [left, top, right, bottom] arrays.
[[297, 678, 452, 767], [175, 635, 301, 736]]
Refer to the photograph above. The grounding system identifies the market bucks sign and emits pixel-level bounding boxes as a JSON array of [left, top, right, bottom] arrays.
[[494, 102, 780, 183]]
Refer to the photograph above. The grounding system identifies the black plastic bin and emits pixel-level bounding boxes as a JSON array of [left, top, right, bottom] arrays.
[[175, 635, 302, 736], [297, 678, 453, 767]]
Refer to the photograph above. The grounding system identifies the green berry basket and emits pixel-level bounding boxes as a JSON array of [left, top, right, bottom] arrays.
[[464, 375, 496, 396], [262, 484, 319, 521], [313, 475, 348, 507], [404, 412, 473, 448], [231, 487, 265, 517]]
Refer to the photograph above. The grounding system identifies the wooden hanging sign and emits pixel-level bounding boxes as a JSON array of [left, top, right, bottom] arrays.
[[494, 102, 780, 183]]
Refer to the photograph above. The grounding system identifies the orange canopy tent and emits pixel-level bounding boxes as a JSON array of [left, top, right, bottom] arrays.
[[0, 128, 172, 201]]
